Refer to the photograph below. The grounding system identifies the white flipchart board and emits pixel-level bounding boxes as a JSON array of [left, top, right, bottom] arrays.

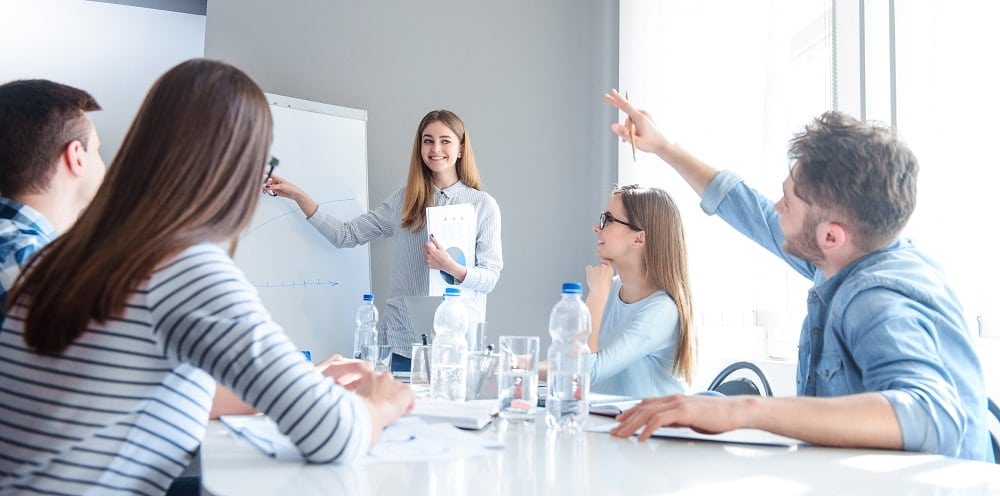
[[233, 93, 371, 361]]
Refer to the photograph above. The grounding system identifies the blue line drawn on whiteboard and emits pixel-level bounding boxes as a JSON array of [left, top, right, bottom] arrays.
[[440, 247, 466, 285], [246, 198, 353, 237], [243, 197, 354, 290], [254, 279, 340, 289]]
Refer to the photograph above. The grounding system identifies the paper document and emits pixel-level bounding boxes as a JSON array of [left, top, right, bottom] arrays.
[[425, 203, 476, 296], [220, 414, 501, 464], [586, 422, 803, 447], [410, 398, 497, 430]]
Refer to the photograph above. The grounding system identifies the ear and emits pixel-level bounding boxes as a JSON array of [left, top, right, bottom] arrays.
[[817, 221, 849, 252], [61, 140, 87, 178], [633, 230, 646, 248]]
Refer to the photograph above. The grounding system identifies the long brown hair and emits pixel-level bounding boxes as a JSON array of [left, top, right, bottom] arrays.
[[8, 59, 273, 354], [400, 110, 482, 231], [616, 184, 696, 384]]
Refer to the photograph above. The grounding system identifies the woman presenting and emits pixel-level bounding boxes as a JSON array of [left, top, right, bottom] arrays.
[[266, 110, 503, 372]]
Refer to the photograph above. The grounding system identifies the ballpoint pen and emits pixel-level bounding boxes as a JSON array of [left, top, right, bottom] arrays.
[[625, 91, 637, 162]]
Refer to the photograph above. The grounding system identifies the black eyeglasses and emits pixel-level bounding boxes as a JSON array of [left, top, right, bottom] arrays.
[[263, 156, 279, 196], [599, 211, 640, 231]]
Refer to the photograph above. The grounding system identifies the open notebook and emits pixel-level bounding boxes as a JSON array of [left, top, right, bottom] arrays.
[[586, 422, 803, 447], [220, 414, 501, 463]]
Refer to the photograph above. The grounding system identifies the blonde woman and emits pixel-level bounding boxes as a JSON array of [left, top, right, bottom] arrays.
[[586, 184, 695, 398], [1, 59, 413, 494], [266, 110, 503, 372]]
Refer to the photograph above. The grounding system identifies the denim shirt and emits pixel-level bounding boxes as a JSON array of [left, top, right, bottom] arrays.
[[700, 171, 992, 462]]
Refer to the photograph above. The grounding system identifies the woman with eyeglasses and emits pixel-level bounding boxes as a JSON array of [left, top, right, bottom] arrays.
[[0, 59, 413, 495], [584, 184, 695, 398], [265, 110, 502, 372]]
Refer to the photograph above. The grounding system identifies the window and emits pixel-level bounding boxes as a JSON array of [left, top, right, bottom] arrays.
[[619, 1, 831, 387], [620, 0, 1000, 394]]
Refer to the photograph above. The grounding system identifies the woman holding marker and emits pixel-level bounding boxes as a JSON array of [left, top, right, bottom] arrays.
[[584, 184, 695, 398], [266, 110, 503, 372], [0, 59, 413, 494]]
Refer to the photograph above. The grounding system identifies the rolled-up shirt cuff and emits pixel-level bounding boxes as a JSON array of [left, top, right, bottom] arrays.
[[459, 267, 481, 288], [880, 389, 940, 454], [699, 170, 744, 215]]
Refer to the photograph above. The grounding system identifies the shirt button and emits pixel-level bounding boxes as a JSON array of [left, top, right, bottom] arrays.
[[811, 328, 820, 335], [822, 369, 829, 377]]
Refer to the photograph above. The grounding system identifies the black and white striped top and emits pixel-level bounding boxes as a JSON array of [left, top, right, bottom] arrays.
[[0, 243, 371, 495], [308, 181, 503, 357]]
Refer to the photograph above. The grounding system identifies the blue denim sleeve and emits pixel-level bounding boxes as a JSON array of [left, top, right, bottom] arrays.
[[842, 288, 964, 456], [699, 171, 815, 280]]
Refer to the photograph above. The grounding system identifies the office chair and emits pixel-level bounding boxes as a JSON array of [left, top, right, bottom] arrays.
[[707, 361, 774, 397], [989, 397, 999, 464]]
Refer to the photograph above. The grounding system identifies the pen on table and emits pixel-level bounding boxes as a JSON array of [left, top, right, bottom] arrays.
[[625, 91, 637, 162]]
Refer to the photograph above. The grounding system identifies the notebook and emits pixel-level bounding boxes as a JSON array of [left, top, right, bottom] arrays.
[[589, 393, 640, 417], [586, 422, 803, 447], [410, 398, 498, 430]]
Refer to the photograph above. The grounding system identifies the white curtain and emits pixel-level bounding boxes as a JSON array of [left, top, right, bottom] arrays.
[[618, 0, 832, 385]]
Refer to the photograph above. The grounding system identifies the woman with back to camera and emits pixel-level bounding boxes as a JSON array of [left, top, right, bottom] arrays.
[[0, 59, 413, 495], [585, 184, 696, 398], [266, 110, 503, 372]]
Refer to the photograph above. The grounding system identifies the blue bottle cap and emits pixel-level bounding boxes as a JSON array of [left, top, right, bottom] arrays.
[[443, 287, 462, 297], [561, 282, 583, 294], [363, 293, 374, 301]]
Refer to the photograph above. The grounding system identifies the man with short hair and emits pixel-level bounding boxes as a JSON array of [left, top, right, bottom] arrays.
[[0, 79, 105, 310], [603, 89, 992, 462]]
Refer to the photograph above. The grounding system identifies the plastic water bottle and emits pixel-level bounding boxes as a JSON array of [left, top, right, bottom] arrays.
[[431, 287, 469, 401], [545, 282, 592, 431], [353, 293, 378, 360]]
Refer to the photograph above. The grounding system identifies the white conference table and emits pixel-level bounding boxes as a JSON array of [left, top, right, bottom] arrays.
[[200, 412, 1000, 495]]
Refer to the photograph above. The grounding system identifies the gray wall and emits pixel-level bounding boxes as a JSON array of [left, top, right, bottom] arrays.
[[205, 0, 619, 349]]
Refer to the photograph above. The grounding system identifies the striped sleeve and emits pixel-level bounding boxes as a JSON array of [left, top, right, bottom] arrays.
[[458, 193, 502, 293], [147, 244, 372, 463], [307, 189, 401, 248]]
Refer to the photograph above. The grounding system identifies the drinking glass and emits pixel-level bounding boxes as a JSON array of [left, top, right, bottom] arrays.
[[410, 343, 433, 385], [497, 335, 539, 422], [363, 344, 393, 373]]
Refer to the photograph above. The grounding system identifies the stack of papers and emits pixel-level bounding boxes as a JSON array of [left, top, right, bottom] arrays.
[[409, 398, 497, 430], [220, 414, 502, 463]]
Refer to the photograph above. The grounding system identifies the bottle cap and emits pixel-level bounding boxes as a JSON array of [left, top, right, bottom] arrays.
[[363, 293, 374, 301], [561, 282, 583, 294], [443, 287, 462, 297]]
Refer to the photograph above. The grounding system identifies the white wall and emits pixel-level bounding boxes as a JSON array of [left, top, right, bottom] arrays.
[[0, 0, 205, 160], [204, 0, 620, 351]]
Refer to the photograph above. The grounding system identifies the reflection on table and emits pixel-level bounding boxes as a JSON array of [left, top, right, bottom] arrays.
[[201, 412, 1000, 496]]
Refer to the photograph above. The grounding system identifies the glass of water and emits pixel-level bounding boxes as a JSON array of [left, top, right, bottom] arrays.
[[497, 335, 539, 422], [363, 344, 393, 373]]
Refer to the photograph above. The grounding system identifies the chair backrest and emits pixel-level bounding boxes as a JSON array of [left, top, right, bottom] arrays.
[[708, 361, 774, 397], [988, 397, 999, 464]]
